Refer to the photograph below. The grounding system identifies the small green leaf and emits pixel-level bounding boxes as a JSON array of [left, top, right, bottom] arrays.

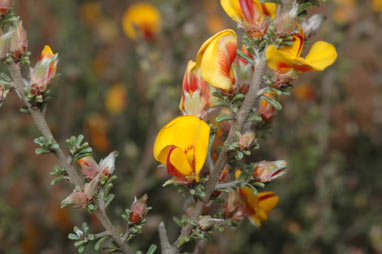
[[146, 244, 157, 254], [94, 236, 108, 250], [74, 240, 86, 247], [261, 95, 282, 111], [105, 194, 115, 208], [247, 114, 263, 122], [78, 245, 85, 253], [68, 233, 81, 240], [232, 93, 245, 102], [236, 50, 254, 65], [50, 176, 65, 186], [216, 115, 234, 123]]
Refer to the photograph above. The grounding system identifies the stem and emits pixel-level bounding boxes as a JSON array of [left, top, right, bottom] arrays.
[[159, 222, 178, 254], [8, 62, 131, 254], [173, 56, 268, 248], [215, 180, 241, 190]]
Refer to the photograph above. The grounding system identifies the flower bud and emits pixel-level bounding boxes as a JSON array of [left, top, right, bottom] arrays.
[[239, 131, 256, 150], [99, 151, 119, 176], [29, 45, 58, 95], [61, 190, 87, 208], [276, 4, 298, 35], [301, 14, 324, 38], [224, 189, 247, 222], [0, 30, 13, 60], [84, 176, 100, 200], [77, 156, 99, 180], [0, 0, 12, 16], [129, 194, 148, 224], [9, 22, 28, 61], [253, 160, 287, 182]]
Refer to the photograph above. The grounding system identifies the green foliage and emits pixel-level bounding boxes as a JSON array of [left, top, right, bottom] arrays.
[[66, 134, 92, 161]]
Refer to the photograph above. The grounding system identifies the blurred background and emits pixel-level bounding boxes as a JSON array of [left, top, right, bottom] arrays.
[[0, 0, 381, 253]]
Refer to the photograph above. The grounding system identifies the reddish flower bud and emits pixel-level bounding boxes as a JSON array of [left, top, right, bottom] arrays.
[[10, 22, 28, 61], [77, 156, 99, 180], [239, 131, 255, 150], [129, 194, 148, 224], [253, 160, 287, 182], [197, 216, 214, 231], [29, 45, 58, 95], [61, 190, 87, 209], [0, 0, 12, 16], [99, 151, 118, 177]]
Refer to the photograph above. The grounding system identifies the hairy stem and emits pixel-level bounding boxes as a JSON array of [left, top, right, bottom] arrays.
[[8, 62, 131, 254], [159, 222, 178, 254]]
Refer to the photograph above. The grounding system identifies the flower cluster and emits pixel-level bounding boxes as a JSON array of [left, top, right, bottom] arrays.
[[153, 0, 337, 228]]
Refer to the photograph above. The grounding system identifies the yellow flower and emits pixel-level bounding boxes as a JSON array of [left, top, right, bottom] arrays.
[[266, 27, 337, 74], [122, 2, 161, 41], [196, 29, 237, 90], [153, 116, 210, 182], [105, 83, 127, 115], [235, 170, 279, 226], [220, 0, 276, 36], [372, 0, 382, 12]]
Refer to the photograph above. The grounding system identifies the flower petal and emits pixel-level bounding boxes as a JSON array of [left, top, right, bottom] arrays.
[[261, 2, 277, 18], [197, 29, 237, 90], [304, 41, 337, 71], [153, 116, 210, 180], [167, 146, 194, 176], [258, 192, 279, 214], [220, 0, 243, 22]]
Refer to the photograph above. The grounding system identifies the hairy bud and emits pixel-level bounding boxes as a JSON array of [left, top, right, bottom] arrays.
[[0, 30, 13, 60], [276, 4, 298, 35], [301, 14, 324, 38], [129, 194, 148, 224], [99, 151, 119, 176], [61, 190, 87, 208], [83, 176, 100, 200], [30, 45, 58, 95], [239, 131, 256, 149], [77, 156, 99, 180], [253, 160, 287, 182], [9, 22, 28, 61]]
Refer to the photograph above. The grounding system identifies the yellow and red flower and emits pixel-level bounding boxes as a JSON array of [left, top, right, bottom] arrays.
[[0, 0, 12, 16], [220, 0, 276, 37], [179, 61, 217, 118], [122, 2, 161, 41], [196, 29, 237, 91], [266, 27, 337, 74], [153, 115, 210, 183]]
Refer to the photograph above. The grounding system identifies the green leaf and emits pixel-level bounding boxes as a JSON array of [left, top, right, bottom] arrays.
[[74, 240, 86, 248], [261, 95, 282, 111], [236, 50, 254, 65], [232, 93, 245, 103], [68, 233, 81, 240], [247, 114, 263, 122], [216, 115, 234, 123], [50, 176, 65, 186], [105, 194, 115, 208], [146, 244, 157, 254], [94, 236, 108, 250], [78, 245, 85, 253]]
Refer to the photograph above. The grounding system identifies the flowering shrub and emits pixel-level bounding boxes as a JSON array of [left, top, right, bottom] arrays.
[[0, 0, 352, 253]]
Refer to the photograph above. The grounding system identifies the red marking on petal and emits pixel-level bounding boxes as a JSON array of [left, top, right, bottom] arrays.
[[258, 193, 276, 202], [240, 0, 255, 23], [167, 145, 185, 179], [270, 168, 285, 178], [218, 41, 237, 84]]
